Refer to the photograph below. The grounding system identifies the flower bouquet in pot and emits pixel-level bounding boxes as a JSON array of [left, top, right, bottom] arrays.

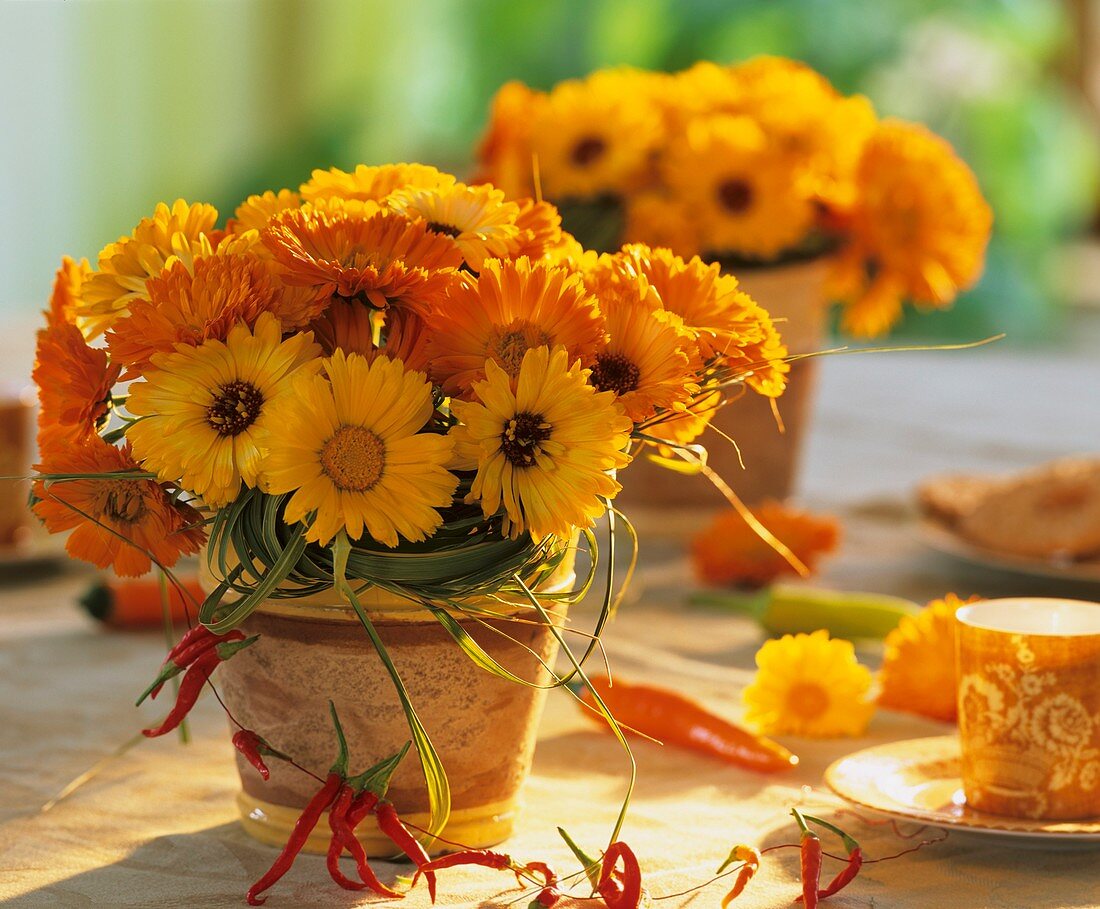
[[29, 162, 796, 901], [474, 56, 994, 511]]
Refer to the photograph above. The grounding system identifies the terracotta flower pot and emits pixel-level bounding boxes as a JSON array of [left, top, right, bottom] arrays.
[[204, 552, 575, 856], [616, 256, 829, 529]]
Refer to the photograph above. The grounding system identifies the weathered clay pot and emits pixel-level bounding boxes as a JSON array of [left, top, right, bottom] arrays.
[[616, 256, 829, 529], [206, 553, 574, 855]]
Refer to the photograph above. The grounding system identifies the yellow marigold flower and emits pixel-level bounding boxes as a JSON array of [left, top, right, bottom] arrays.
[[229, 189, 302, 233], [878, 593, 980, 723], [262, 206, 462, 315], [385, 181, 522, 270], [300, 163, 455, 204], [664, 115, 814, 260], [259, 351, 457, 547], [106, 253, 289, 375], [126, 312, 319, 507], [78, 199, 219, 337], [48, 256, 91, 328], [831, 119, 992, 338], [530, 71, 663, 199], [613, 244, 789, 397], [473, 81, 545, 200], [743, 630, 875, 738], [451, 346, 632, 541], [692, 500, 841, 589], [583, 262, 700, 424], [623, 193, 700, 259], [426, 257, 606, 398]]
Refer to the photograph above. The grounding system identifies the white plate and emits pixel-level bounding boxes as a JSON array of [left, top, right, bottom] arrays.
[[826, 736, 1100, 844], [918, 517, 1100, 585]]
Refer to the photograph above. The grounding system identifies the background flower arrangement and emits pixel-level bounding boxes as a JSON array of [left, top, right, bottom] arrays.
[[475, 55, 994, 338], [29, 161, 800, 901]]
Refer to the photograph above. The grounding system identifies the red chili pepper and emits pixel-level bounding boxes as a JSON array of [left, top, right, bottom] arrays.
[[141, 649, 220, 737], [597, 842, 643, 909], [375, 801, 436, 903], [819, 845, 862, 899], [327, 786, 402, 898], [792, 810, 823, 909], [717, 845, 761, 906], [416, 848, 512, 880], [166, 623, 215, 662], [141, 637, 257, 735], [325, 786, 364, 892], [795, 815, 862, 901], [521, 862, 560, 907], [247, 771, 343, 905], [346, 790, 380, 828], [171, 629, 243, 671], [137, 630, 250, 706], [232, 730, 272, 780]]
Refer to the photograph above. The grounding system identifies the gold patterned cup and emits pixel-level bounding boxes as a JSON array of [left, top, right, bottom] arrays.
[[956, 598, 1100, 820]]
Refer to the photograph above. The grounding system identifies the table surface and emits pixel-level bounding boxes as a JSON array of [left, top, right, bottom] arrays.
[[2, 315, 1099, 908]]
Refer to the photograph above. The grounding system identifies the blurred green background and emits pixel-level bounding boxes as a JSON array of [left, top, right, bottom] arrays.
[[3, 0, 1098, 342]]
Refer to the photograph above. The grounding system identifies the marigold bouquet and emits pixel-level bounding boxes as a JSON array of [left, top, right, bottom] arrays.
[[30, 162, 796, 901], [475, 56, 994, 337]]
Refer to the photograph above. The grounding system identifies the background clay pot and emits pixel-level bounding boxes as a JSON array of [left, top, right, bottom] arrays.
[[615, 256, 830, 530], [207, 554, 574, 856]]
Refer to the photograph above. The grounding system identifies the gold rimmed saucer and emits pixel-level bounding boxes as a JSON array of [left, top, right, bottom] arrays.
[[825, 736, 1100, 843]]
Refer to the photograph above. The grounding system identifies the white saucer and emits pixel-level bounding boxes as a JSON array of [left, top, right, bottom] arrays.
[[826, 736, 1100, 844]]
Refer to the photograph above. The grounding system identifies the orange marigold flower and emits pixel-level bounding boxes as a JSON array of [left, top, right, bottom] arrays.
[[32, 438, 205, 577], [583, 259, 700, 423], [878, 593, 981, 723], [378, 308, 431, 373], [692, 499, 841, 588], [308, 299, 375, 358], [830, 120, 992, 338], [613, 244, 789, 397], [472, 81, 543, 200], [425, 257, 606, 398], [78, 200, 219, 337], [508, 199, 567, 262], [48, 256, 92, 327], [299, 163, 455, 204], [34, 319, 120, 444], [106, 254, 291, 374], [262, 206, 462, 315], [530, 69, 663, 199]]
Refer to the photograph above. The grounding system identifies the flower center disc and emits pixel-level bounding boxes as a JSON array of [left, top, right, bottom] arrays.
[[320, 425, 386, 492], [591, 352, 641, 396], [207, 380, 265, 436], [785, 682, 830, 722], [717, 178, 753, 214], [426, 221, 462, 239], [501, 412, 552, 467], [571, 136, 607, 167], [94, 480, 147, 524], [486, 321, 552, 377]]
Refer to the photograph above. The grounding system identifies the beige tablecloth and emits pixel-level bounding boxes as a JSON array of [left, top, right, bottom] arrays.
[[3, 315, 1100, 907]]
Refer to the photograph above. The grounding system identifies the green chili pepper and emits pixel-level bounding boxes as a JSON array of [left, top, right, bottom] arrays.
[[691, 584, 919, 639]]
